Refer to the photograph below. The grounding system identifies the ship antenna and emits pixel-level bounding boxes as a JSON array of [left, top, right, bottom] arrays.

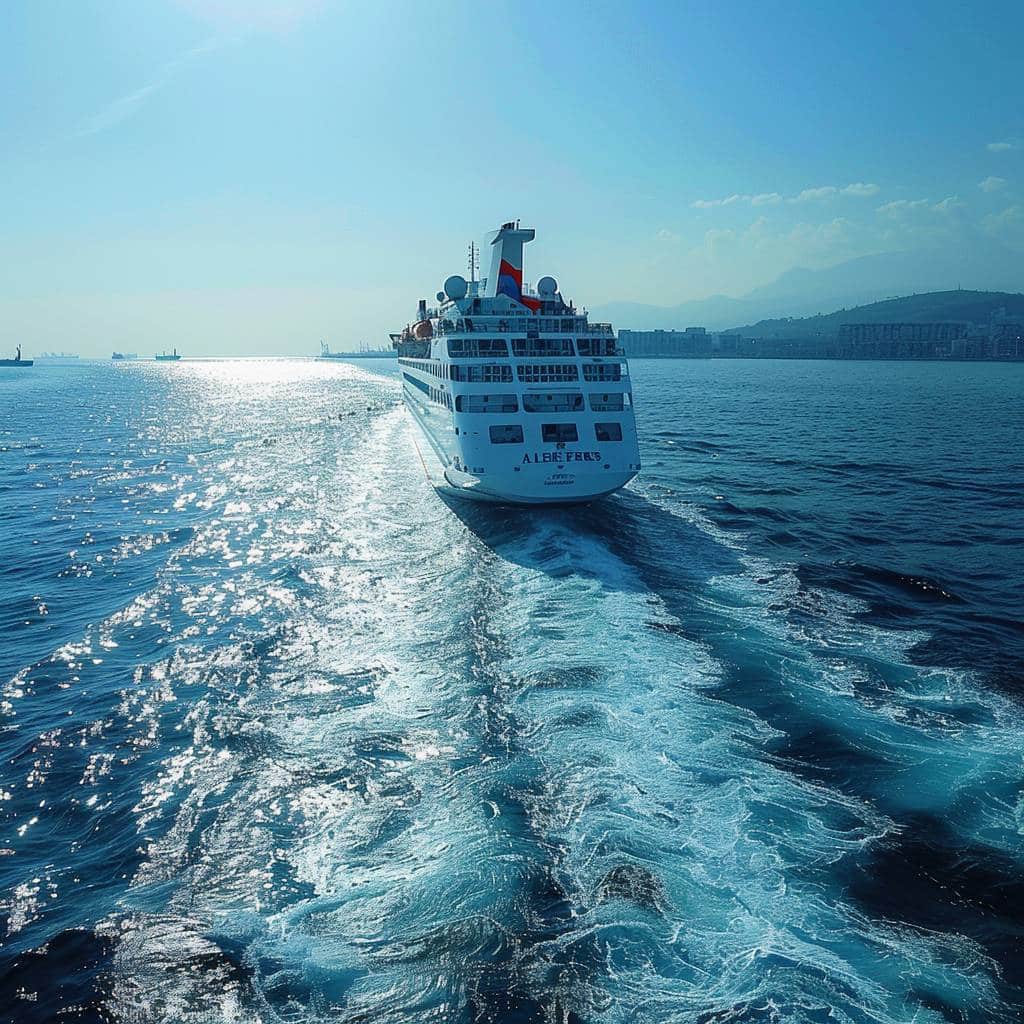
[[467, 242, 478, 283]]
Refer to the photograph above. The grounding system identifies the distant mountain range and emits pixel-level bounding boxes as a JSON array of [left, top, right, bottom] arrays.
[[590, 245, 1024, 331]]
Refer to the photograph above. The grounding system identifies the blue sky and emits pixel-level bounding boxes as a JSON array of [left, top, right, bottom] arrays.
[[2, 0, 1022, 355]]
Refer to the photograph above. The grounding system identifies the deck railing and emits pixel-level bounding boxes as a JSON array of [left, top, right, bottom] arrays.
[[435, 318, 615, 337]]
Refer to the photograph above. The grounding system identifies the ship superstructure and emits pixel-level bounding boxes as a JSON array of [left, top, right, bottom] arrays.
[[392, 223, 640, 504]]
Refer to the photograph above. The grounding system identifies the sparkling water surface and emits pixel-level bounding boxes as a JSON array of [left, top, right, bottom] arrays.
[[1, 358, 1022, 1023]]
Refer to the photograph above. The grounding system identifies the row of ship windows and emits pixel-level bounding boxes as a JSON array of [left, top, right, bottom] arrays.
[[446, 338, 619, 358], [403, 373, 454, 409], [440, 316, 609, 337], [401, 360, 624, 383], [488, 423, 624, 444], [457, 392, 631, 413], [402, 375, 630, 414]]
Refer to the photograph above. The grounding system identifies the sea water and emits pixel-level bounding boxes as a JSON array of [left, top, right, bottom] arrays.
[[1, 358, 1022, 1023]]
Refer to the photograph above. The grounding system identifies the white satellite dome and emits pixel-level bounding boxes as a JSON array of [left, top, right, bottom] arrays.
[[444, 275, 468, 300], [537, 276, 558, 297]]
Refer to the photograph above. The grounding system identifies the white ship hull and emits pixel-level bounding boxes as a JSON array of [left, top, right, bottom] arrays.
[[440, 474, 634, 506], [401, 354, 639, 505], [405, 389, 635, 504]]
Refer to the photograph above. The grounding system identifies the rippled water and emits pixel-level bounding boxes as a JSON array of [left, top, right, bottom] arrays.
[[2, 358, 1022, 1023]]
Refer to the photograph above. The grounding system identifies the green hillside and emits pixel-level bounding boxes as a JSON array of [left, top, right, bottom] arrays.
[[725, 290, 1024, 338]]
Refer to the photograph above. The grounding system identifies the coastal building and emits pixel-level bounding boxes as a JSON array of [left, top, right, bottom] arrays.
[[618, 328, 714, 357], [619, 317, 1023, 360], [837, 321, 1022, 360], [835, 322, 970, 359], [837, 323, 971, 344], [988, 317, 1024, 359]]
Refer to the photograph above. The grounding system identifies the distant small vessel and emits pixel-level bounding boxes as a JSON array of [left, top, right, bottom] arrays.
[[0, 345, 33, 368], [37, 351, 80, 361], [155, 349, 182, 362], [112, 352, 139, 361]]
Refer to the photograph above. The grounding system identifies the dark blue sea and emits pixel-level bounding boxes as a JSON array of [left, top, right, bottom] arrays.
[[2, 358, 1023, 1024]]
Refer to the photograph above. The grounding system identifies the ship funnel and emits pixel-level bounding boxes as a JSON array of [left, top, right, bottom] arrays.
[[483, 222, 536, 302]]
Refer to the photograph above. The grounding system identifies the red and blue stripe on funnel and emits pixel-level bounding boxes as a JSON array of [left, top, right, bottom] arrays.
[[497, 259, 542, 312]]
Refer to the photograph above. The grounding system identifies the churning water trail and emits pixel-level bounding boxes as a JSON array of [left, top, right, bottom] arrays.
[[2, 359, 1023, 1023]]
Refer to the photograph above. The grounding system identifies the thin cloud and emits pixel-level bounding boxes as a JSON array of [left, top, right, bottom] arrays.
[[983, 204, 1024, 243], [876, 198, 930, 215], [75, 85, 159, 137], [656, 228, 679, 242], [72, 37, 223, 138], [692, 182, 880, 209], [840, 182, 880, 197], [876, 195, 962, 215], [692, 194, 749, 209], [979, 176, 1008, 193], [986, 140, 1019, 153], [703, 227, 737, 250], [791, 186, 838, 202]]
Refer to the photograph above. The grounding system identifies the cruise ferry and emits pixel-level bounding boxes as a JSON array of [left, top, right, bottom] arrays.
[[393, 223, 640, 504]]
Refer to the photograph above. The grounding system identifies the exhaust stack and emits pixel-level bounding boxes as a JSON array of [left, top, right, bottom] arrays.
[[483, 222, 538, 308]]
